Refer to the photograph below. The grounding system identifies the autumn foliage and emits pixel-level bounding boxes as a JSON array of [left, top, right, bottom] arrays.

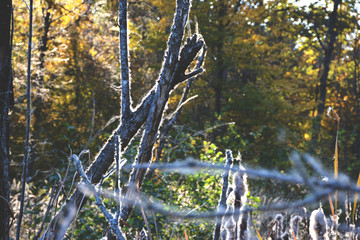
[[4, 0, 360, 239]]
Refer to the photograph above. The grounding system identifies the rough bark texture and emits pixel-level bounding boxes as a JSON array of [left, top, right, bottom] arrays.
[[0, 0, 13, 239], [311, 0, 341, 151], [46, 0, 205, 238], [120, 0, 204, 223], [155, 43, 206, 163], [119, 0, 131, 118]]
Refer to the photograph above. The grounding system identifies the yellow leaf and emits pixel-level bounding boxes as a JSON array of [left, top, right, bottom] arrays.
[[89, 48, 98, 57]]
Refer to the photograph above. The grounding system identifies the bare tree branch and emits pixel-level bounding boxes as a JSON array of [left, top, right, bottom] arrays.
[[78, 165, 355, 222], [120, 0, 204, 222], [156, 45, 207, 162]]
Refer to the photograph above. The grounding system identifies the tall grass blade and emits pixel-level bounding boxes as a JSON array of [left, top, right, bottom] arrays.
[[327, 107, 340, 215], [327, 107, 340, 240], [184, 229, 189, 240], [329, 194, 336, 222], [353, 173, 360, 223], [255, 225, 262, 240]]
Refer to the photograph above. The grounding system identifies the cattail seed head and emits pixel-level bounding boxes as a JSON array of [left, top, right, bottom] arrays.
[[281, 232, 290, 240], [290, 215, 302, 238], [221, 205, 233, 240], [274, 214, 284, 239], [239, 206, 248, 240], [224, 216, 236, 240], [233, 166, 248, 205], [309, 208, 328, 240]]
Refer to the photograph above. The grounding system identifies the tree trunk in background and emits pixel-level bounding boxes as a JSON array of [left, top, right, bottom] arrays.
[[0, 0, 13, 239], [352, 35, 360, 161], [310, 0, 341, 152], [30, 5, 52, 180], [213, 1, 227, 117]]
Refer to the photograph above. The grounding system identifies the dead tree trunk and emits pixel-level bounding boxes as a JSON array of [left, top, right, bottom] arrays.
[[45, 0, 205, 238], [0, 0, 13, 239]]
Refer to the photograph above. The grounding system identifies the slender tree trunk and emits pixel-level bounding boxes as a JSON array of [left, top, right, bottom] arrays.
[[0, 1, 13, 239], [310, 0, 341, 152], [214, 61, 225, 116], [353, 35, 360, 161], [213, 1, 227, 116], [30, 5, 52, 179]]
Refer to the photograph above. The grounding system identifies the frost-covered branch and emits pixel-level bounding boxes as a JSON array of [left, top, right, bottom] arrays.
[[156, 44, 206, 162], [72, 154, 126, 240], [63, 151, 359, 223], [120, 0, 205, 222]]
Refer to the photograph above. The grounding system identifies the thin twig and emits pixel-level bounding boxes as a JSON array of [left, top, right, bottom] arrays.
[[151, 210, 160, 240], [169, 202, 207, 239], [16, 0, 33, 238], [72, 155, 360, 223], [22, 0, 30, 11], [33, 182, 57, 240], [86, 91, 96, 148], [138, 196, 153, 240], [115, 136, 121, 223], [48, 158, 72, 234], [86, 116, 120, 148]]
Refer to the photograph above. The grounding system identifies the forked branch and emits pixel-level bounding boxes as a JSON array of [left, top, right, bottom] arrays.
[[45, 0, 206, 238], [121, 0, 205, 222]]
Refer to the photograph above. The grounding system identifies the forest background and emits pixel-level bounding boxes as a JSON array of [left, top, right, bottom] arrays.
[[3, 0, 360, 239]]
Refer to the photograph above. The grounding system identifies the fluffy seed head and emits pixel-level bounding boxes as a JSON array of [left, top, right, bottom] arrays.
[[309, 208, 328, 240]]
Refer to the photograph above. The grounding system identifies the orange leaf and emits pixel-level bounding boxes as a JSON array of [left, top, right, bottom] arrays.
[[329, 194, 335, 222]]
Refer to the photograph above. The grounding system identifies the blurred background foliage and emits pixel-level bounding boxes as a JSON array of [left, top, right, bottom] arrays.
[[10, 0, 360, 238]]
